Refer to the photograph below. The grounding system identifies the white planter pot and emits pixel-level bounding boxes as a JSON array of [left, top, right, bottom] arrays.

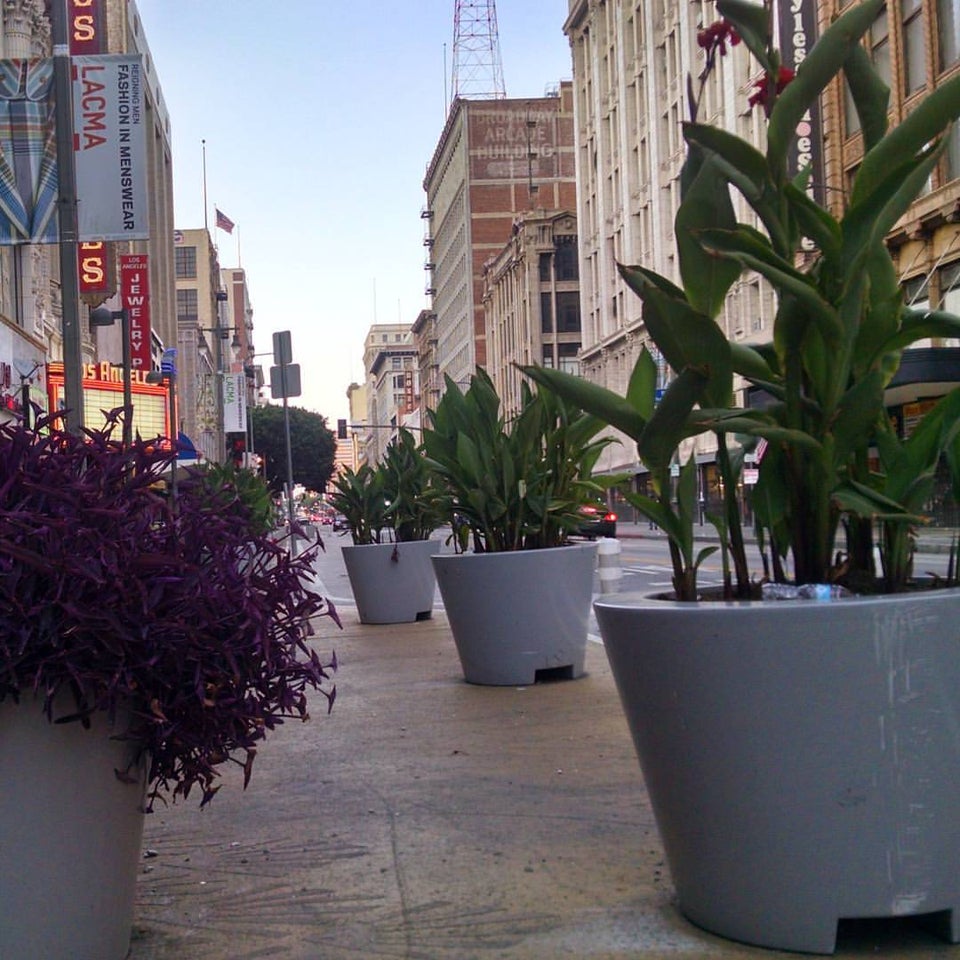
[[341, 539, 440, 624], [594, 587, 960, 954], [0, 695, 146, 960], [432, 541, 598, 685]]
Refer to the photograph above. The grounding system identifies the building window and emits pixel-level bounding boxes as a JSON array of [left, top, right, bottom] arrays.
[[844, 80, 861, 137], [870, 9, 891, 87], [541, 346, 554, 367], [902, 0, 926, 94], [946, 118, 960, 180], [935, 262, 960, 346], [745, 279, 762, 333], [391, 356, 401, 368], [175, 246, 196, 279], [555, 241, 579, 281], [539, 253, 552, 281], [941, 261, 960, 314], [558, 342, 580, 375], [903, 274, 931, 312], [556, 291, 581, 332], [393, 374, 406, 389], [176, 287, 198, 322], [541, 293, 553, 333], [938, 0, 960, 69]]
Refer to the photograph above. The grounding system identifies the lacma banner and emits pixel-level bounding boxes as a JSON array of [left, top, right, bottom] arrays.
[[0, 54, 147, 244], [222, 373, 247, 434], [73, 54, 149, 240]]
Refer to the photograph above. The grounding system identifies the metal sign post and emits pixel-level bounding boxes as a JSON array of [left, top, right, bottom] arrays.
[[271, 331, 301, 548], [51, 0, 84, 432]]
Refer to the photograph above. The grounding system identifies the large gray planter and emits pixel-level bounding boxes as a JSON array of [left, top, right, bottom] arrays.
[[0, 695, 146, 960], [432, 541, 598, 685], [342, 539, 440, 624], [594, 588, 960, 954]]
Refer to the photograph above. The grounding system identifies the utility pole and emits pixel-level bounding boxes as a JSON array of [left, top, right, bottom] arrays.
[[51, 0, 84, 432]]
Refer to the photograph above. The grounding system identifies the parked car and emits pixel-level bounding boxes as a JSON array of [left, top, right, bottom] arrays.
[[577, 504, 617, 539], [332, 514, 348, 532]]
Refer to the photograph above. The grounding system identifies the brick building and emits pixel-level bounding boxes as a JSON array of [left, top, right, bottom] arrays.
[[422, 84, 578, 394]]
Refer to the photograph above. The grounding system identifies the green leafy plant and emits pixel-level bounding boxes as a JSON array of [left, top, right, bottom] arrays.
[[380, 427, 444, 542], [189, 459, 279, 538], [0, 411, 338, 809], [327, 462, 389, 545], [526, 0, 960, 599], [328, 428, 442, 545], [422, 368, 615, 552]]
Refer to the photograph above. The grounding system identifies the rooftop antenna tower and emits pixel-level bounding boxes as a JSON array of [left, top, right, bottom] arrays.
[[451, 0, 506, 101]]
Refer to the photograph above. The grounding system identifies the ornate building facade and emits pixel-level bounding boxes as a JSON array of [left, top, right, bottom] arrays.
[[564, 0, 960, 519], [0, 0, 176, 435], [482, 209, 582, 417]]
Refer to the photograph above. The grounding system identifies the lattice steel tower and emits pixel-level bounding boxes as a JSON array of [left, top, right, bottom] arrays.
[[451, 0, 506, 101]]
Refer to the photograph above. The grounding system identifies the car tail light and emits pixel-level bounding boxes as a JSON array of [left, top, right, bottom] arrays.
[[604, 512, 617, 522]]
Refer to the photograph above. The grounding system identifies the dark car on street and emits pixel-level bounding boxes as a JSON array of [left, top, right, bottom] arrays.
[[577, 504, 617, 539]]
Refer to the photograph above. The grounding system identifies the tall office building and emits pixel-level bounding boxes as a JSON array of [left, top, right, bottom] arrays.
[[423, 85, 578, 393], [362, 323, 417, 465]]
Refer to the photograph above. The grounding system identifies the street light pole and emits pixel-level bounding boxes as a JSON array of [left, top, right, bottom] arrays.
[[281, 367, 295, 536], [90, 306, 132, 446], [166, 370, 178, 501], [51, 0, 84, 433], [147, 348, 178, 500]]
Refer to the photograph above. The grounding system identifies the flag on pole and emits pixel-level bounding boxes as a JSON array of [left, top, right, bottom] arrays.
[[215, 208, 235, 233]]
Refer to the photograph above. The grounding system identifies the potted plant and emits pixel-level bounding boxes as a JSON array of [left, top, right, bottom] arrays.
[[525, 0, 960, 952], [0, 411, 338, 960], [328, 427, 443, 624], [422, 368, 615, 685]]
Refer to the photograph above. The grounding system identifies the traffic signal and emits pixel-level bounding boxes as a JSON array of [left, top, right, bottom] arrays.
[[337, 419, 348, 440], [229, 434, 246, 468]]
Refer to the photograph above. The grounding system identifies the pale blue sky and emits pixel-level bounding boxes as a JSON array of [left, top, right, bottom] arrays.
[[135, 1, 574, 424]]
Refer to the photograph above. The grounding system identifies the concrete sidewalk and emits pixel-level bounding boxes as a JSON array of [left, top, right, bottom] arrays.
[[128, 610, 958, 959]]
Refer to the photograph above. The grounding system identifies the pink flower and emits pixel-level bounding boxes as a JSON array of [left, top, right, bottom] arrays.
[[696, 19, 741, 58], [748, 66, 796, 112]]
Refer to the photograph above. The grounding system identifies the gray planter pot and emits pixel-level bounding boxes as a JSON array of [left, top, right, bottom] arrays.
[[432, 541, 598, 685], [0, 695, 146, 960], [594, 588, 960, 954], [341, 539, 440, 624]]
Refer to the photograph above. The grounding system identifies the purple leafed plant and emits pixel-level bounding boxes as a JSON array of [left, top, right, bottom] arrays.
[[0, 410, 338, 809]]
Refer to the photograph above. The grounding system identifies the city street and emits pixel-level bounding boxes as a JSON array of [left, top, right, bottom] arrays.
[[308, 526, 957, 633]]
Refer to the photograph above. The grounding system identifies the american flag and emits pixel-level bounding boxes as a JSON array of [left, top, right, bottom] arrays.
[[215, 208, 235, 234]]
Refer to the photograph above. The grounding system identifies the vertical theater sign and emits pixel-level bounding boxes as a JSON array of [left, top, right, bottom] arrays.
[[777, 0, 824, 206]]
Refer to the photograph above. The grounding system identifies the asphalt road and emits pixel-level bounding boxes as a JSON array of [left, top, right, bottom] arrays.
[[309, 527, 956, 614]]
